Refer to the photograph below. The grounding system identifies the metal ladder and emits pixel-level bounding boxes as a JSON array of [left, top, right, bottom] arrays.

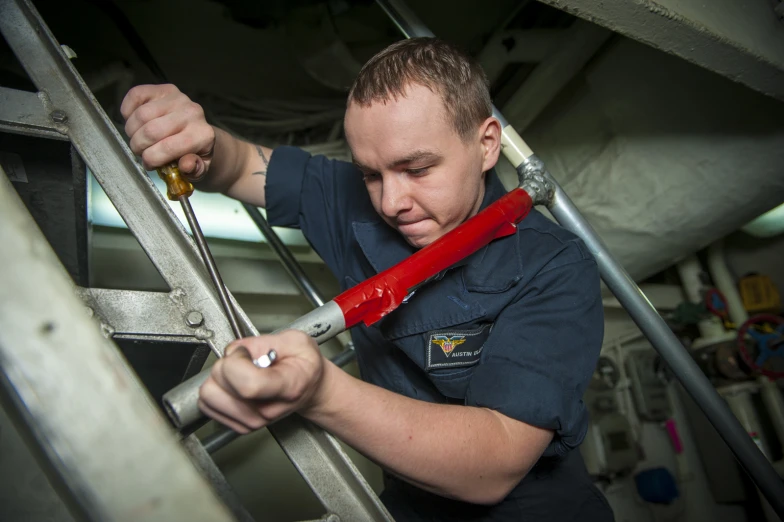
[[0, 0, 390, 520], [1, 0, 783, 519]]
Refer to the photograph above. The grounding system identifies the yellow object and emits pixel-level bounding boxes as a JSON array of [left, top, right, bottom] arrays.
[[739, 274, 781, 313], [156, 162, 194, 201]]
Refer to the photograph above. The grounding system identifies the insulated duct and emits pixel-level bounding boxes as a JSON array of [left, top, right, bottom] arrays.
[[508, 38, 784, 282]]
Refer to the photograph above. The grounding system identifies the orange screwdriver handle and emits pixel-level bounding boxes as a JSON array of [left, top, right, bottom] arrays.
[[156, 162, 194, 201]]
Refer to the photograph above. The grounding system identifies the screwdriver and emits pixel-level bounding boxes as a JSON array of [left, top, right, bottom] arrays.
[[156, 163, 243, 339]]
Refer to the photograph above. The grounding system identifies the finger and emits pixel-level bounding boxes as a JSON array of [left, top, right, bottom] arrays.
[[224, 343, 252, 358], [121, 84, 178, 123], [198, 399, 251, 434], [199, 377, 266, 431], [129, 110, 188, 156], [123, 90, 181, 138], [276, 329, 318, 357], [220, 353, 289, 402], [140, 127, 214, 170], [257, 401, 295, 421], [178, 154, 207, 181], [225, 330, 312, 360], [225, 336, 279, 359], [210, 355, 245, 393]]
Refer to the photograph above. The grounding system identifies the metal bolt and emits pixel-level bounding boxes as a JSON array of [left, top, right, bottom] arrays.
[[100, 323, 115, 338], [254, 349, 278, 368], [50, 110, 67, 123], [186, 311, 204, 327]]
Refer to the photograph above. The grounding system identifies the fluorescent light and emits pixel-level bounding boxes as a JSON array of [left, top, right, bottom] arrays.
[[88, 170, 310, 246], [742, 202, 784, 238]]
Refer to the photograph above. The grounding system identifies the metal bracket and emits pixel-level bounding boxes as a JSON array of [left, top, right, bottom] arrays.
[[0, 86, 67, 141], [76, 287, 217, 345], [516, 154, 554, 206]]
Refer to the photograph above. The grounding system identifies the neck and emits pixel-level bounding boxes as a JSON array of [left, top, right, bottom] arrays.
[[468, 172, 487, 219]]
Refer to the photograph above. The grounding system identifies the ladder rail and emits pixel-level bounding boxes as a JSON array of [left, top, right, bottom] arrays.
[[0, 168, 237, 522]]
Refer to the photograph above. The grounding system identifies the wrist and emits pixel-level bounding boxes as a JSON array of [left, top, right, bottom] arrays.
[[301, 357, 343, 422]]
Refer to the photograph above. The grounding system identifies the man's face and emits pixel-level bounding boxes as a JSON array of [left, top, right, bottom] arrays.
[[344, 83, 499, 248]]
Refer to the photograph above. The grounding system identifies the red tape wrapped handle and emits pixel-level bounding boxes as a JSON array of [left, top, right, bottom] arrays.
[[334, 188, 534, 328]]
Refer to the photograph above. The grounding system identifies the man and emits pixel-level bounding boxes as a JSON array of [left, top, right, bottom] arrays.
[[122, 38, 613, 521]]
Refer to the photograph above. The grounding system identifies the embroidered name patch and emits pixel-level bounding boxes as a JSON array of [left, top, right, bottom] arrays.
[[426, 324, 492, 370]]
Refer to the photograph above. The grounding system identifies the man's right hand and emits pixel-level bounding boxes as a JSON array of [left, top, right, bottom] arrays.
[[121, 84, 215, 182]]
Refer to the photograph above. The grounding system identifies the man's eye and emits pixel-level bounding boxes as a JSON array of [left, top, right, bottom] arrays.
[[362, 172, 380, 181], [406, 167, 429, 176]]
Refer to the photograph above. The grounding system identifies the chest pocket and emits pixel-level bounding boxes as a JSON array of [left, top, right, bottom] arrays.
[[377, 271, 493, 401]]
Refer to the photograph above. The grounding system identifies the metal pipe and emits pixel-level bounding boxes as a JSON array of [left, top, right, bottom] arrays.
[[720, 383, 781, 522], [375, 0, 434, 38], [547, 180, 784, 515], [202, 427, 240, 455], [243, 203, 325, 308], [180, 197, 243, 339], [676, 255, 726, 341], [706, 240, 748, 326], [331, 345, 357, 368]]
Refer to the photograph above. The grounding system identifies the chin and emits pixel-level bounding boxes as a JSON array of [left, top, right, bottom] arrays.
[[402, 234, 431, 249]]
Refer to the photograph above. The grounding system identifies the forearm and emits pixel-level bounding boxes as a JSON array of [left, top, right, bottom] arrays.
[[304, 362, 550, 504], [197, 126, 272, 207]]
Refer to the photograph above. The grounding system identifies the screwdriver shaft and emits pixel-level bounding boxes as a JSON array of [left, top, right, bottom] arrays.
[[179, 196, 243, 339]]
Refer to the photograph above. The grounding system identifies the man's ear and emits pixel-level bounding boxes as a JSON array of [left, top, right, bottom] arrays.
[[478, 117, 502, 172]]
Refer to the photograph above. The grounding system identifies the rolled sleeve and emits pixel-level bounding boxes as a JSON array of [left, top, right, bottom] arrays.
[[265, 145, 310, 228], [465, 259, 603, 456], [265, 146, 364, 278]]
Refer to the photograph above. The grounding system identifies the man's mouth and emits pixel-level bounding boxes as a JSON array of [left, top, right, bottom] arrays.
[[396, 219, 429, 235]]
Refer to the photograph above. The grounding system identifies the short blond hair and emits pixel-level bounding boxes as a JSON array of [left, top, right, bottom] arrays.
[[348, 38, 492, 142]]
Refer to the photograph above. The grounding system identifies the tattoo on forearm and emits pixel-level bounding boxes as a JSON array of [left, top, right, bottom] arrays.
[[254, 144, 270, 177], [256, 145, 270, 165]]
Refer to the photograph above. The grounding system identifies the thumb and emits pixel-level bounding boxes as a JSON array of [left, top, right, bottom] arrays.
[[178, 153, 207, 182], [225, 335, 278, 359], [225, 344, 252, 361]]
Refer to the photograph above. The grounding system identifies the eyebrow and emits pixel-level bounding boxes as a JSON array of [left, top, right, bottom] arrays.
[[351, 149, 442, 172], [388, 150, 442, 169]]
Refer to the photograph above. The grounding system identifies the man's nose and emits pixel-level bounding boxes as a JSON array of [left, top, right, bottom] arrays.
[[380, 174, 413, 218]]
